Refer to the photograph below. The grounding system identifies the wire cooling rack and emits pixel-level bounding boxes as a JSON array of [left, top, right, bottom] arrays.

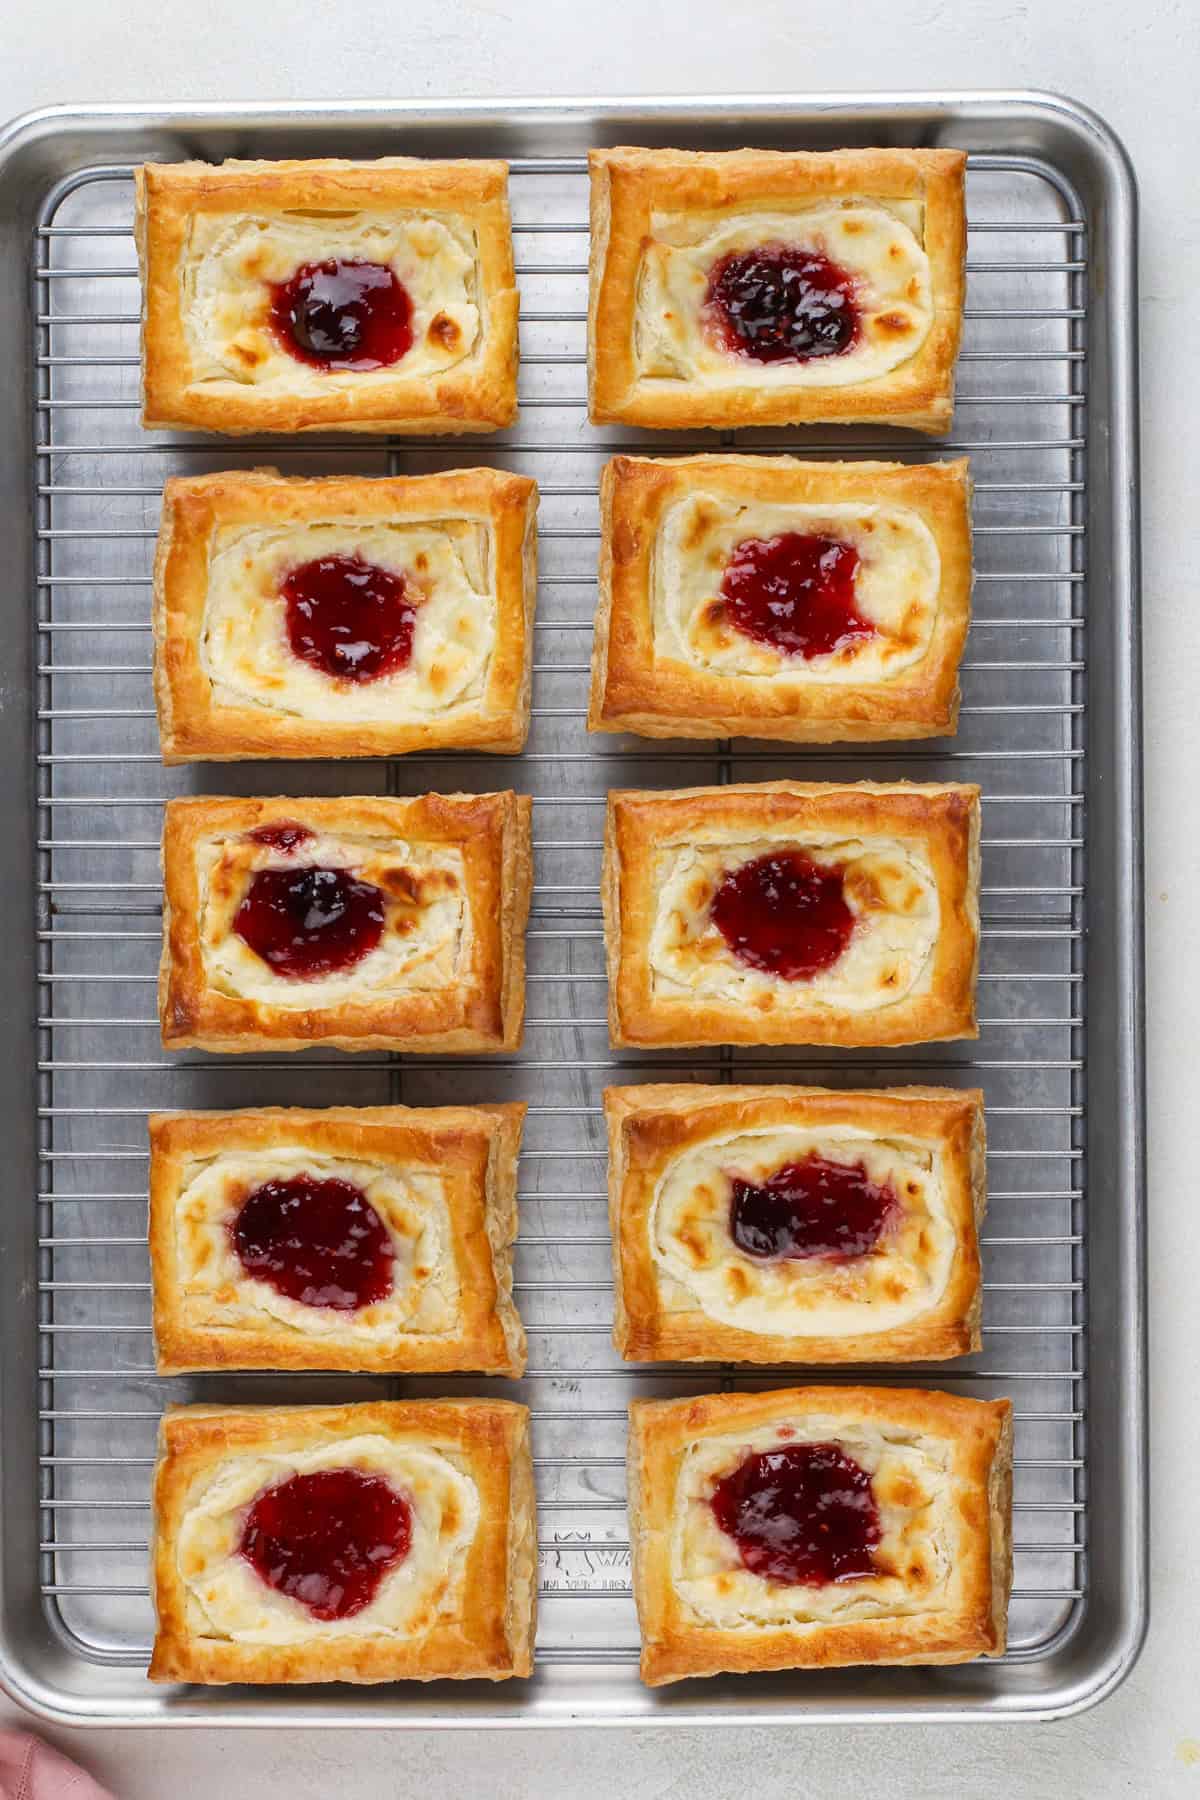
[[34, 149, 1086, 1695]]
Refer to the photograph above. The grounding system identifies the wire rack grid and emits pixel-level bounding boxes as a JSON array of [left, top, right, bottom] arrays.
[[33, 150, 1086, 1685]]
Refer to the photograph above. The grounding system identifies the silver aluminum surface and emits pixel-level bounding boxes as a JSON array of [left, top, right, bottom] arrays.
[[0, 93, 1143, 1726]]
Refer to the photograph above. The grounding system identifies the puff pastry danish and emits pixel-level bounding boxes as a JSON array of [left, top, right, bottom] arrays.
[[589, 147, 966, 433], [604, 780, 980, 1048], [135, 158, 519, 434], [149, 1400, 536, 1684], [152, 468, 537, 762], [628, 1385, 1012, 1684], [159, 791, 531, 1054], [149, 1105, 526, 1375], [589, 455, 972, 743], [606, 1083, 985, 1364]]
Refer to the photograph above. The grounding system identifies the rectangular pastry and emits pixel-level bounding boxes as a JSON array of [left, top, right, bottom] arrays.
[[149, 1105, 526, 1375], [588, 146, 966, 433], [603, 780, 981, 1048], [589, 455, 972, 743], [606, 1083, 985, 1364], [628, 1385, 1012, 1684], [135, 157, 519, 434], [149, 1400, 536, 1683], [152, 468, 537, 762], [159, 791, 531, 1054]]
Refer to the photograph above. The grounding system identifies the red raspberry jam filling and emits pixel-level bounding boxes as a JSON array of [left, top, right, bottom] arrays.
[[710, 850, 854, 981], [239, 1468, 412, 1620], [233, 865, 386, 980], [269, 258, 414, 370], [282, 553, 417, 683], [245, 822, 315, 855], [702, 244, 860, 365], [729, 1153, 897, 1262], [232, 1174, 395, 1311], [719, 532, 873, 660], [710, 1443, 881, 1585]]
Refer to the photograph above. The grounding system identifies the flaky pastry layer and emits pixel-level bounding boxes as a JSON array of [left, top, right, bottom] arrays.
[[149, 1105, 526, 1375], [603, 781, 980, 1048], [159, 792, 531, 1054], [153, 468, 537, 761], [150, 1400, 536, 1683], [628, 1385, 1012, 1683], [589, 455, 972, 742], [588, 147, 966, 433], [606, 1083, 985, 1363], [136, 158, 519, 434]]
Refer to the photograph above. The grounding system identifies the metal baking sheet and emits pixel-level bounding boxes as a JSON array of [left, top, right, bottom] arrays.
[[0, 93, 1144, 1725]]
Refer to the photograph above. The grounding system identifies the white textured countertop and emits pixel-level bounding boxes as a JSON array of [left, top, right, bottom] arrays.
[[3, 3, 1195, 1794]]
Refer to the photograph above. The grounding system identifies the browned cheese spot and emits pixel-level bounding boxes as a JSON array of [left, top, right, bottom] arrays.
[[228, 338, 267, 370], [427, 311, 462, 352], [681, 502, 720, 553], [724, 1265, 749, 1301], [207, 857, 241, 911], [379, 864, 458, 909], [875, 310, 914, 338], [677, 1221, 711, 1268], [887, 1472, 919, 1509], [843, 865, 884, 917]]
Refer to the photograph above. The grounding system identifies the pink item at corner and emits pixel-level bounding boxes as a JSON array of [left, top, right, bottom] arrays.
[[0, 1734, 115, 1800]]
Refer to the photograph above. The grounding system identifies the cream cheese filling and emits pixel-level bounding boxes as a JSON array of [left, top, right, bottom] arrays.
[[181, 210, 480, 389], [648, 832, 940, 1013], [179, 1435, 479, 1644], [635, 202, 931, 388], [201, 518, 495, 723], [672, 1419, 955, 1629], [197, 828, 469, 1010], [653, 494, 940, 682], [174, 1148, 459, 1342], [650, 1125, 953, 1336]]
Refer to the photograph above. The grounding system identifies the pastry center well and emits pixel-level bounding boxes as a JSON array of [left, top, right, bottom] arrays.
[[718, 530, 874, 660], [710, 1442, 882, 1585], [238, 1468, 412, 1619], [233, 864, 387, 979], [231, 1174, 396, 1311], [281, 552, 418, 683], [702, 243, 861, 364], [268, 257, 414, 370], [710, 849, 855, 980], [728, 1153, 898, 1262]]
